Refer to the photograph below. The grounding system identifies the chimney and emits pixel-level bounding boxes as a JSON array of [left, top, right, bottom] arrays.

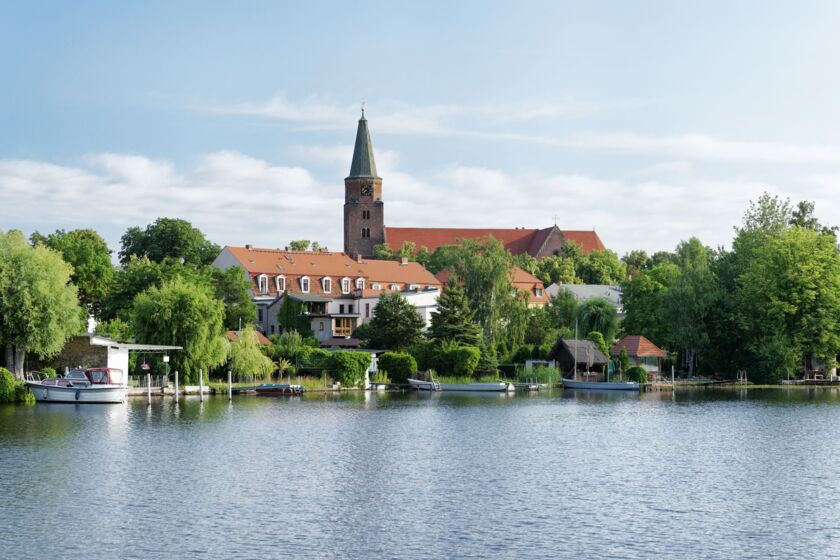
[[400, 257, 408, 266], [245, 244, 253, 251], [356, 253, 364, 263]]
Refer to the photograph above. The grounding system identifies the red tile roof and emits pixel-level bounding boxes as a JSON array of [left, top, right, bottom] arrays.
[[221, 246, 439, 299], [611, 335, 667, 358], [436, 266, 548, 304], [226, 330, 272, 345], [384, 226, 605, 256]]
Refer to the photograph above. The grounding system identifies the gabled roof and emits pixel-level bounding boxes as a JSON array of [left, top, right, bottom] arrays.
[[435, 266, 548, 304], [547, 338, 609, 365], [611, 335, 667, 358], [384, 226, 605, 256], [347, 112, 379, 179], [226, 330, 272, 346]]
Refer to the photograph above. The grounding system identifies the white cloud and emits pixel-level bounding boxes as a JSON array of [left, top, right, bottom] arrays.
[[2, 150, 837, 259]]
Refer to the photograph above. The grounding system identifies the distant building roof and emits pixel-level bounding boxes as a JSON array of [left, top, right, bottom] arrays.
[[226, 330, 272, 346], [436, 266, 548, 304], [611, 335, 666, 358], [547, 284, 622, 308], [384, 226, 606, 256]]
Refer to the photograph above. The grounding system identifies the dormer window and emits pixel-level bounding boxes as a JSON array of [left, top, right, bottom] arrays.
[[390, 283, 400, 291], [276, 275, 286, 293], [300, 276, 310, 294], [322, 277, 332, 293], [372, 283, 381, 290], [341, 277, 351, 294], [356, 278, 365, 290], [257, 274, 269, 294], [535, 288, 543, 298], [409, 284, 419, 291]]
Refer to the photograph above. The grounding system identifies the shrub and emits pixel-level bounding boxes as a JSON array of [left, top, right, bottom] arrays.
[[329, 351, 372, 388], [301, 347, 332, 368], [625, 366, 648, 383], [407, 341, 437, 371], [512, 345, 534, 364], [14, 383, 35, 404], [41, 367, 57, 379], [371, 371, 391, 384], [378, 352, 417, 383], [0, 368, 15, 403], [448, 346, 480, 377]]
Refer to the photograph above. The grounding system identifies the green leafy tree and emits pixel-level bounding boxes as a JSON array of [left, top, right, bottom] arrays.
[[289, 240, 310, 251], [661, 265, 719, 376], [131, 277, 228, 384], [618, 347, 630, 374], [229, 326, 276, 381], [365, 293, 425, 350], [212, 266, 256, 330], [30, 229, 114, 317], [576, 249, 626, 284], [119, 217, 220, 266], [548, 287, 578, 331], [587, 331, 608, 356], [535, 255, 577, 285], [277, 295, 313, 335], [0, 231, 83, 378], [622, 249, 651, 278], [575, 297, 618, 343], [429, 279, 482, 346]]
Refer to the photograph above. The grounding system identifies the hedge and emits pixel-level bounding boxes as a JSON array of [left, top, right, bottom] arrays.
[[378, 352, 417, 383], [329, 352, 371, 388]]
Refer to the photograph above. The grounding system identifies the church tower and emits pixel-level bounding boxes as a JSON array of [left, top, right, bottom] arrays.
[[343, 110, 385, 257]]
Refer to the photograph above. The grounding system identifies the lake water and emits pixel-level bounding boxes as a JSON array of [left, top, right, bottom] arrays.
[[3, 388, 840, 559]]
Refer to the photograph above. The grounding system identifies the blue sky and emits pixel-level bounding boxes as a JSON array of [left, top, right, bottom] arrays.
[[2, 1, 840, 255]]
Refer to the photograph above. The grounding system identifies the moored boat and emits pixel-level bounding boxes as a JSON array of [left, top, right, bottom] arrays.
[[254, 383, 305, 396], [26, 368, 128, 403], [561, 377, 640, 391], [408, 378, 515, 393]]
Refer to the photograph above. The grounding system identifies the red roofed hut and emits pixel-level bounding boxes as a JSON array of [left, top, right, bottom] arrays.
[[611, 335, 667, 379]]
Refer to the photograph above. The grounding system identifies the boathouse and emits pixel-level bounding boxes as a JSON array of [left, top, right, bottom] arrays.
[[547, 339, 609, 377]]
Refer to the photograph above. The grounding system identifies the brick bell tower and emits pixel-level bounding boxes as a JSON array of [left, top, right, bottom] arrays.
[[343, 109, 385, 258]]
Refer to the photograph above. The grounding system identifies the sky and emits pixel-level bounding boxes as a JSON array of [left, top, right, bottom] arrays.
[[2, 0, 840, 257]]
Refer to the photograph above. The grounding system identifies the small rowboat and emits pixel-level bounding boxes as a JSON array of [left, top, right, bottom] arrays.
[[408, 379, 515, 393], [254, 383, 305, 396]]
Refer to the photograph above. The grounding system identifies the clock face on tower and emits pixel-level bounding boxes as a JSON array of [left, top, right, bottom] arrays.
[[360, 185, 373, 196]]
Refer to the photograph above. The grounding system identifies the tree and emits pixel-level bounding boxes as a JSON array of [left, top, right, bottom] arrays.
[[622, 250, 651, 278], [289, 240, 310, 251], [30, 229, 114, 317], [229, 326, 275, 381], [119, 218, 220, 266], [131, 277, 228, 384], [661, 265, 719, 376], [535, 255, 577, 285], [212, 266, 256, 330], [429, 279, 482, 346], [365, 293, 425, 350], [277, 295, 313, 335], [587, 331, 608, 356], [620, 261, 680, 346], [576, 249, 626, 284], [0, 231, 83, 378], [575, 297, 618, 343]]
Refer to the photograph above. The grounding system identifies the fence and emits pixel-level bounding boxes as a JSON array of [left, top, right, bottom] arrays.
[[128, 375, 168, 388]]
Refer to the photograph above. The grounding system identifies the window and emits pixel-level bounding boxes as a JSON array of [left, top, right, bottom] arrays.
[[362, 210, 370, 220], [365, 303, 371, 318], [276, 275, 286, 293], [301, 276, 310, 293], [339, 304, 345, 314], [322, 277, 332, 293], [356, 278, 365, 290], [372, 283, 381, 290], [341, 277, 351, 294], [390, 283, 399, 291], [258, 308, 264, 322], [319, 321, 324, 332], [270, 325, 275, 334], [409, 284, 419, 291], [257, 274, 269, 294], [535, 288, 543, 297], [348, 304, 353, 314], [361, 228, 370, 238]]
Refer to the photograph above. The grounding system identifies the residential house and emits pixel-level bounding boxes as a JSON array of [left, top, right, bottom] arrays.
[[612, 335, 667, 379], [212, 246, 441, 340], [435, 266, 548, 307]]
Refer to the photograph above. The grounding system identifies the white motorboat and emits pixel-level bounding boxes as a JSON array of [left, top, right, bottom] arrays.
[[561, 377, 640, 391], [26, 368, 128, 403], [408, 378, 515, 393]]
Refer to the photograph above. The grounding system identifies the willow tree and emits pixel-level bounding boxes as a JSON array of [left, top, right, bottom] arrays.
[[131, 277, 228, 383], [0, 231, 83, 378], [229, 326, 275, 381]]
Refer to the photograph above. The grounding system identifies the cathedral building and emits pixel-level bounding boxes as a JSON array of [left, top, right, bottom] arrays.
[[343, 112, 606, 259]]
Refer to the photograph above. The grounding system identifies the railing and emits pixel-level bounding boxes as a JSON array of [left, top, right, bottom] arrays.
[[128, 375, 168, 388]]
